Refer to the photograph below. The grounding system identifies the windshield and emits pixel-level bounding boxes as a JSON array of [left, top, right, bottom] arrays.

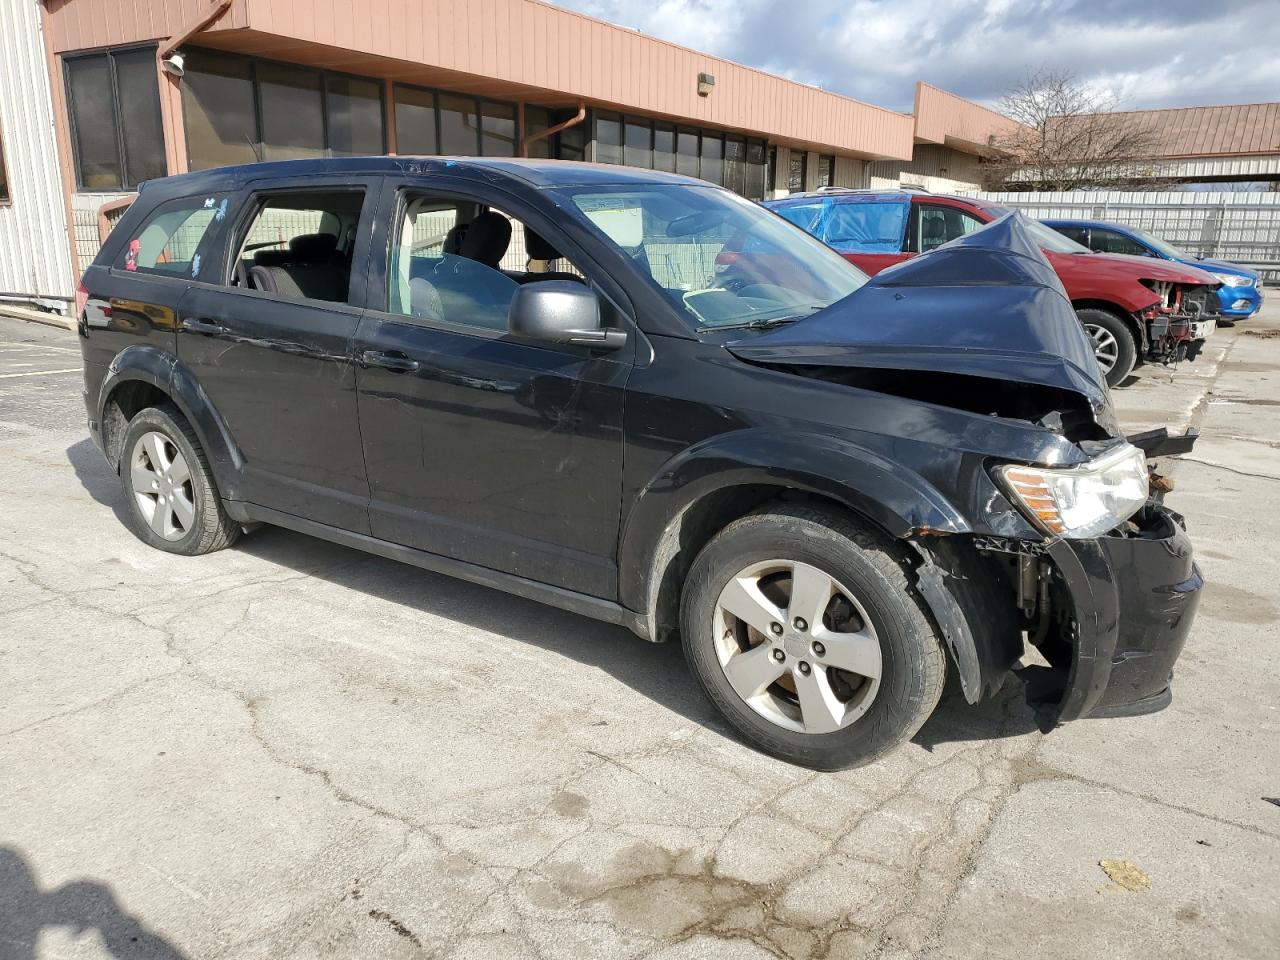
[[1126, 227, 1187, 260], [986, 209, 1094, 254], [560, 184, 867, 328]]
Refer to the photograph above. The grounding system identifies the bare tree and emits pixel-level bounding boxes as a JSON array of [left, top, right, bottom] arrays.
[[983, 70, 1160, 191]]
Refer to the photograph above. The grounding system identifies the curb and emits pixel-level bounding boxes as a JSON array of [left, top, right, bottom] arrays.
[[0, 304, 75, 332]]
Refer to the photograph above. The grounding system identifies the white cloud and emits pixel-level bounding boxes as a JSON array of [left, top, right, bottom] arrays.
[[549, 0, 1280, 112]]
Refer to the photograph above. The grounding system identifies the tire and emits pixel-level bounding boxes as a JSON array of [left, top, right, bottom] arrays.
[[680, 503, 946, 770], [1076, 308, 1137, 387], [119, 404, 240, 556]]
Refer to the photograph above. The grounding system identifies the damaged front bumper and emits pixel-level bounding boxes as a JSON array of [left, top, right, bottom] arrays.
[[1043, 502, 1202, 723]]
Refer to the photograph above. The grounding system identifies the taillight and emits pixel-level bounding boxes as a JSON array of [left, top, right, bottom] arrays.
[[74, 279, 89, 321]]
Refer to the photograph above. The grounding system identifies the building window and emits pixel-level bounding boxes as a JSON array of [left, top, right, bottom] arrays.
[[0, 128, 10, 203], [723, 136, 746, 195], [65, 47, 166, 190], [394, 86, 438, 155], [746, 140, 767, 200], [654, 124, 675, 173], [524, 106, 552, 159], [700, 134, 723, 186], [326, 75, 385, 156], [816, 154, 835, 188], [182, 49, 387, 171], [594, 112, 622, 165], [788, 152, 806, 193], [676, 128, 699, 178], [478, 101, 516, 157], [257, 62, 325, 161], [624, 119, 651, 169]]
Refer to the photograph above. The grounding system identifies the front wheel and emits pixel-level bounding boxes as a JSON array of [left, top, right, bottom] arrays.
[[680, 504, 946, 770], [1077, 308, 1137, 387]]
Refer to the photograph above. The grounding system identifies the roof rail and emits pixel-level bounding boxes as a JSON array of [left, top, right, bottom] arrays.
[[784, 185, 934, 199]]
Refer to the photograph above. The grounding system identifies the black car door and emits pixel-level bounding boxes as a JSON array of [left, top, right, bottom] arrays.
[[175, 176, 381, 533], [353, 177, 634, 599]]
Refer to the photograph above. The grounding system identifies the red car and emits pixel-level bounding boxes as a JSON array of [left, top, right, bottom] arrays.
[[764, 190, 1222, 386]]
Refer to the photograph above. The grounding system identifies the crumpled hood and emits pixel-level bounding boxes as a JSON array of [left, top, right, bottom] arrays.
[[728, 212, 1109, 407]]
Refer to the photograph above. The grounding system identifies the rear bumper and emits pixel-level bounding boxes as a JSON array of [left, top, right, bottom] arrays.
[[1048, 504, 1201, 722]]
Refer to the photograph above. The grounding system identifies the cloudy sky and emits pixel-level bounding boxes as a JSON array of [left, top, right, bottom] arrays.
[[548, 0, 1279, 114]]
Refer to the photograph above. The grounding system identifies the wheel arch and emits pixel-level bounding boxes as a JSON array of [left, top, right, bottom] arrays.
[[617, 430, 971, 643], [98, 346, 244, 498]]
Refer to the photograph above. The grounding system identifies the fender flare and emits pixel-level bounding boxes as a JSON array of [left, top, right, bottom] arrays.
[[98, 345, 245, 498], [616, 428, 971, 635]]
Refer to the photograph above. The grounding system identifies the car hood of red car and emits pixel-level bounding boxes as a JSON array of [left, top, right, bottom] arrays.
[[1047, 249, 1221, 286]]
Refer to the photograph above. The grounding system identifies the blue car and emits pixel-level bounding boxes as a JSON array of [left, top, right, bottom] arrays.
[[1044, 219, 1263, 320]]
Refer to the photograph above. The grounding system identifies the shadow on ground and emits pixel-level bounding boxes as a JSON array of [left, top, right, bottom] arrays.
[[67, 438, 1043, 755], [0, 846, 186, 960]]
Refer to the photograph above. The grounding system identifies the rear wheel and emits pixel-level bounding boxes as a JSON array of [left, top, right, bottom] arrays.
[[120, 405, 240, 555], [1077, 307, 1137, 387], [680, 503, 946, 770]]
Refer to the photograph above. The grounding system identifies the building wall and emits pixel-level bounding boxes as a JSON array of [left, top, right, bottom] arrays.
[[867, 145, 986, 193], [0, 0, 76, 302]]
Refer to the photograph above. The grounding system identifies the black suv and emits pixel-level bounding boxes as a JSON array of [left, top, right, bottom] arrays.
[[78, 158, 1202, 769]]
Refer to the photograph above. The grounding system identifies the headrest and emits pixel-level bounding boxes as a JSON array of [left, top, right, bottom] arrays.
[[458, 212, 511, 268], [443, 223, 469, 255], [922, 217, 947, 240], [289, 233, 339, 259], [253, 248, 293, 266], [524, 226, 561, 262]]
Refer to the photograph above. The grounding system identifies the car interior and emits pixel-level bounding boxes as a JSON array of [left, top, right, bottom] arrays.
[[232, 191, 366, 303]]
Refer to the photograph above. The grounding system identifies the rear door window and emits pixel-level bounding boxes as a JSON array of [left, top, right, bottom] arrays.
[[824, 200, 910, 253], [231, 189, 367, 303], [1090, 229, 1147, 256], [912, 204, 986, 253], [115, 194, 231, 280]]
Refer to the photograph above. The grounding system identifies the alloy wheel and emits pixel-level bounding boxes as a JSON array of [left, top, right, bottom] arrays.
[[712, 559, 882, 734], [130, 431, 195, 541], [1085, 323, 1119, 374]]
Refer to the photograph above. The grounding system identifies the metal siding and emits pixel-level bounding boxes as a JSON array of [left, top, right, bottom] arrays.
[[0, 0, 77, 300], [972, 190, 1280, 282]]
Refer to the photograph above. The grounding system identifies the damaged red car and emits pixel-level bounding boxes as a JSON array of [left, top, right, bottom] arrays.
[[765, 189, 1222, 387], [78, 159, 1201, 768]]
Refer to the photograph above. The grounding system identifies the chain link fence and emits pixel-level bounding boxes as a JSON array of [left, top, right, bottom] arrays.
[[972, 191, 1280, 282]]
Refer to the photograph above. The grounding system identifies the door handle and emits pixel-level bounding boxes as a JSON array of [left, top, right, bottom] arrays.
[[360, 349, 420, 373], [181, 317, 228, 336]]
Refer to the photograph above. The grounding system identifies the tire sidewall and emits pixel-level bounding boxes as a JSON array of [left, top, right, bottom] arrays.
[[120, 407, 209, 555], [682, 510, 943, 770], [1077, 308, 1137, 387]]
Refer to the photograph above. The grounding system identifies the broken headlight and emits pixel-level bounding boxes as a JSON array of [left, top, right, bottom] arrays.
[[996, 442, 1149, 539]]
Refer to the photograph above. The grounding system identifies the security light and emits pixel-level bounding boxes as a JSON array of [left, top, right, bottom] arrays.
[[697, 73, 715, 96]]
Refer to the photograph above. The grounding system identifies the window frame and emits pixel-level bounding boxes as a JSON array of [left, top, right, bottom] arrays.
[[107, 192, 235, 284], [372, 178, 635, 347], [220, 179, 378, 309], [181, 47, 389, 171], [63, 44, 167, 191]]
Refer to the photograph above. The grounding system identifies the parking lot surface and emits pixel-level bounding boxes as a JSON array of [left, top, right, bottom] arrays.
[[1, 311, 1277, 959]]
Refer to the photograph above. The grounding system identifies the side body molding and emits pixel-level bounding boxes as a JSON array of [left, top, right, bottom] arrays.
[[616, 429, 971, 636], [97, 345, 245, 498]]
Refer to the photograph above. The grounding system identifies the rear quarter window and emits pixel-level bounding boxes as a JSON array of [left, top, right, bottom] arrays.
[[115, 194, 231, 280]]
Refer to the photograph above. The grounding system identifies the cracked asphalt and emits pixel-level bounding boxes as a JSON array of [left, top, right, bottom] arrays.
[[1, 308, 1278, 959]]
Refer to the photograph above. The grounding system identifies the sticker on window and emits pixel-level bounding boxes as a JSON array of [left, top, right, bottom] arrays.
[[574, 195, 644, 248], [191, 253, 202, 277], [124, 238, 139, 272]]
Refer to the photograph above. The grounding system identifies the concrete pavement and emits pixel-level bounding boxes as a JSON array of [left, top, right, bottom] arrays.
[[0, 311, 1276, 959]]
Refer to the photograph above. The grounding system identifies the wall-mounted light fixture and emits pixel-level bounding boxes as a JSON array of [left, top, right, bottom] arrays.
[[160, 51, 186, 76], [697, 73, 715, 97]]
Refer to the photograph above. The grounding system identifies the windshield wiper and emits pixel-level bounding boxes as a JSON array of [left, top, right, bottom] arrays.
[[713, 316, 800, 332]]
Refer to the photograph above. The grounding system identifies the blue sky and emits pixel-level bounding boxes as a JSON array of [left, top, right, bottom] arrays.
[[548, 0, 1280, 113]]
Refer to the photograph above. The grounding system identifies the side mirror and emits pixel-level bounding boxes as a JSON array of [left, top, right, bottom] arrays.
[[508, 281, 627, 350]]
